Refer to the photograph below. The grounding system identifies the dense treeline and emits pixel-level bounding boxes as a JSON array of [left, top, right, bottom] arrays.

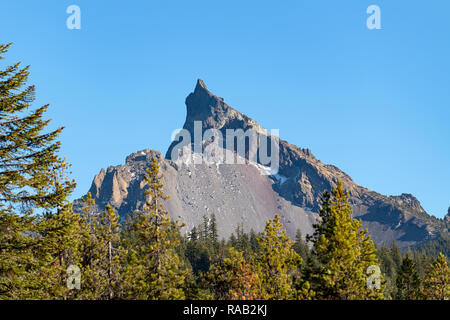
[[1, 43, 449, 300], [415, 236, 450, 259], [186, 218, 449, 300], [2, 157, 448, 299]]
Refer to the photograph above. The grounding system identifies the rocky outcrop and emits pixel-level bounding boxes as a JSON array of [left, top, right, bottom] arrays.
[[75, 148, 317, 240], [76, 79, 446, 248]]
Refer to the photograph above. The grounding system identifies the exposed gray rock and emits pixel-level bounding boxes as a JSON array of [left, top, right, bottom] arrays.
[[76, 148, 317, 240], [75, 79, 446, 249]]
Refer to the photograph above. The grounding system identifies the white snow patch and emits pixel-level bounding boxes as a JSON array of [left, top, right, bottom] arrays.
[[273, 173, 288, 185]]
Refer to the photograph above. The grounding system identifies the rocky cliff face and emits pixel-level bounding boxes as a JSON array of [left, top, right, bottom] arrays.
[[77, 148, 317, 240], [76, 79, 446, 248], [445, 207, 450, 223]]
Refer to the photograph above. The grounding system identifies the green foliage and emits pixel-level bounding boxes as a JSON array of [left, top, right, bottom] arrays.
[[122, 157, 187, 299], [416, 236, 450, 259], [293, 229, 309, 264], [377, 245, 396, 295], [306, 181, 386, 299], [421, 253, 449, 300], [183, 213, 225, 276], [202, 247, 263, 300], [0, 42, 77, 300], [78, 193, 126, 299], [0, 208, 39, 299], [0, 43, 75, 212], [230, 223, 252, 258], [184, 238, 213, 276], [0, 57, 447, 302], [256, 214, 305, 299], [391, 240, 403, 268], [209, 213, 219, 248], [395, 255, 421, 299], [35, 205, 85, 299]]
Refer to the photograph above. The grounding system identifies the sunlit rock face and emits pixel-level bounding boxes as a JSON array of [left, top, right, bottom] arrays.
[[75, 80, 445, 248]]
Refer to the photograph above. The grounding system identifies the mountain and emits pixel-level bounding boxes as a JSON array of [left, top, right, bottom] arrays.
[[75, 79, 446, 248]]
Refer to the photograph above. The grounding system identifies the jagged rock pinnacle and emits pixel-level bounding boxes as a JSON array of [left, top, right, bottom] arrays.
[[195, 78, 208, 92], [166, 79, 268, 159]]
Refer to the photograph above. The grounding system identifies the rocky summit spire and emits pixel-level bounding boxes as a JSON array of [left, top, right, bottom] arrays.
[[184, 78, 223, 120], [194, 78, 208, 93], [166, 79, 267, 159]]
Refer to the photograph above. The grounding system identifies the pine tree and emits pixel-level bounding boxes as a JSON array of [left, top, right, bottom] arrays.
[[293, 229, 309, 263], [412, 249, 427, 285], [0, 42, 75, 212], [36, 204, 84, 299], [0, 42, 75, 299], [185, 221, 214, 276], [190, 226, 198, 241], [421, 253, 449, 300], [306, 181, 386, 300], [256, 214, 306, 299], [232, 223, 251, 256], [391, 240, 403, 269], [203, 247, 263, 300], [78, 192, 103, 299], [378, 245, 396, 296], [78, 195, 125, 300], [209, 213, 219, 249], [98, 205, 125, 299], [185, 239, 211, 276], [249, 229, 259, 253], [80, 192, 97, 230], [0, 207, 39, 299], [395, 255, 420, 300], [378, 246, 395, 276], [123, 157, 187, 299], [201, 214, 209, 242]]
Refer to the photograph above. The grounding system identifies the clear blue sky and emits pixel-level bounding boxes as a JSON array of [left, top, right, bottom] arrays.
[[1, 0, 449, 218]]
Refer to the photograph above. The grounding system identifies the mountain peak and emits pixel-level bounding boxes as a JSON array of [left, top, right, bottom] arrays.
[[389, 193, 426, 214], [166, 79, 268, 159], [195, 78, 208, 92], [184, 79, 223, 120], [190, 78, 217, 103], [78, 79, 445, 249]]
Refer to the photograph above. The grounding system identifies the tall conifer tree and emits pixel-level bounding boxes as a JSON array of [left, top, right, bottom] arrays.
[[78, 194, 125, 299], [36, 205, 84, 299], [123, 157, 187, 299], [306, 181, 386, 299], [0, 43, 75, 211], [421, 253, 449, 300], [395, 255, 421, 299], [0, 43, 75, 299], [203, 247, 263, 300], [256, 214, 308, 299]]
